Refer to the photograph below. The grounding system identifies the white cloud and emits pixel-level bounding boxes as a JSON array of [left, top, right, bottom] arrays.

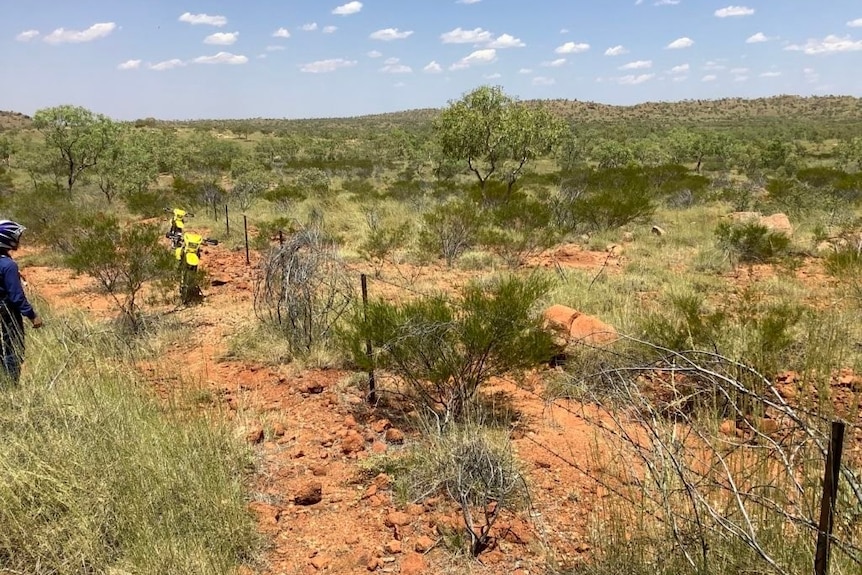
[[804, 67, 819, 83], [43, 22, 116, 44], [332, 1, 362, 15], [367, 50, 383, 58], [746, 32, 770, 43], [532, 76, 555, 86], [193, 52, 248, 65], [560, 28, 569, 34], [149, 59, 185, 71], [518, 68, 533, 74], [701, 74, 717, 82], [302, 23, 318, 31], [733, 75, 748, 82], [323, 26, 338, 33], [257, 54, 267, 59], [15, 30, 39, 42], [423, 60, 442, 73], [484, 72, 501, 79], [666, 37, 694, 49], [266, 45, 286, 52], [450, 48, 497, 69], [715, 6, 754, 17], [457, 0, 481, 3], [703, 60, 726, 71], [848, 19, 862, 28], [487, 33, 525, 48], [380, 62, 412, 73], [618, 73, 654, 84], [370, 28, 413, 41], [272, 28, 291, 38], [730, 67, 749, 74], [542, 58, 567, 67], [204, 31, 238, 45], [300, 58, 357, 73], [785, 35, 862, 54], [672, 75, 688, 82], [655, 0, 680, 5], [117, 59, 141, 70], [619, 59, 652, 70], [178, 12, 226, 27], [555, 41, 590, 54], [669, 63, 689, 73], [759, 71, 781, 77], [440, 27, 492, 44], [604, 45, 628, 56]]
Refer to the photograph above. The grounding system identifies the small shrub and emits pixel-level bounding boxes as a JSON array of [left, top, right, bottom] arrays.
[[714, 221, 790, 264], [66, 214, 176, 331], [342, 274, 555, 423], [358, 205, 411, 277], [418, 199, 483, 266]]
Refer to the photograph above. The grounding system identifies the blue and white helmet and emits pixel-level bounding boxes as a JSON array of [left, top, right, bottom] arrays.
[[0, 220, 26, 250]]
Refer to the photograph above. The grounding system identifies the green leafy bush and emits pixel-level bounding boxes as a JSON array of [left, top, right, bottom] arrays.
[[342, 274, 556, 423], [66, 214, 176, 330]]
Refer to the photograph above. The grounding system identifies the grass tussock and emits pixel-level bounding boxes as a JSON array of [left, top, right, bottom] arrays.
[[0, 318, 260, 575]]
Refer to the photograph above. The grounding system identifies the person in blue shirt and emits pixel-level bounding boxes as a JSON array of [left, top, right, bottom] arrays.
[[0, 220, 43, 387]]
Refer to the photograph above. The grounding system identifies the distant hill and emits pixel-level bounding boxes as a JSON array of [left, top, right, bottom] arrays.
[[5, 95, 862, 134], [0, 110, 32, 130]]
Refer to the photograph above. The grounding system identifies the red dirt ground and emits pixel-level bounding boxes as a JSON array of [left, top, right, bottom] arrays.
[[18, 240, 862, 575]]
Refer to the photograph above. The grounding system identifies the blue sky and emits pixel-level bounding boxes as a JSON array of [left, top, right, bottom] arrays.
[[1, 1, 861, 120]]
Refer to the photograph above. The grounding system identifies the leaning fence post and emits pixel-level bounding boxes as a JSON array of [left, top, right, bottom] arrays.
[[278, 230, 284, 245], [225, 204, 230, 237], [814, 420, 846, 575], [360, 273, 376, 404], [243, 215, 249, 265]]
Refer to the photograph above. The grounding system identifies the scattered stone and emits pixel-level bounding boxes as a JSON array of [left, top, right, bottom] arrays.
[[371, 419, 392, 433], [605, 243, 623, 256], [651, 225, 666, 236], [342, 430, 365, 454], [311, 464, 328, 477], [400, 552, 426, 575], [384, 511, 411, 528], [719, 420, 737, 436], [245, 425, 265, 445], [301, 381, 325, 394], [344, 415, 358, 428], [294, 481, 323, 506], [384, 540, 402, 554], [621, 231, 635, 243], [414, 535, 435, 553], [384, 428, 405, 444], [271, 422, 286, 437], [310, 555, 330, 570]]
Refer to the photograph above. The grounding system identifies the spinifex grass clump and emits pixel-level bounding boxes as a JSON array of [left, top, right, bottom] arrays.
[[0, 319, 259, 575]]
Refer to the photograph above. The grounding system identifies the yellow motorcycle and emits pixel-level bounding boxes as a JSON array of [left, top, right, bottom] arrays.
[[175, 231, 218, 303], [165, 207, 194, 249]]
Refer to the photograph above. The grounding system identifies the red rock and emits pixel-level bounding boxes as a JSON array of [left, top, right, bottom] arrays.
[[400, 552, 426, 575], [384, 511, 411, 527], [371, 441, 387, 454], [719, 420, 737, 436], [371, 419, 391, 433], [384, 428, 405, 444], [344, 414, 358, 428], [405, 503, 424, 516], [272, 422, 286, 437], [414, 535, 435, 553], [245, 425, 264, 444], [311, 465, 328, 477], [342, 430, 365, 453], [310, 555, 329, 570], [294, 481, 322, 506], [384, 540, 402, 554], [569, 314, 617, 345]]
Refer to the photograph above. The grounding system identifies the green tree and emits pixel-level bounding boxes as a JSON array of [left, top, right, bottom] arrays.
[[434, 85, 564, 204], [0, 133, 16, 167], [94, 128, 160, 203], [32, 105, 119, 194]]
